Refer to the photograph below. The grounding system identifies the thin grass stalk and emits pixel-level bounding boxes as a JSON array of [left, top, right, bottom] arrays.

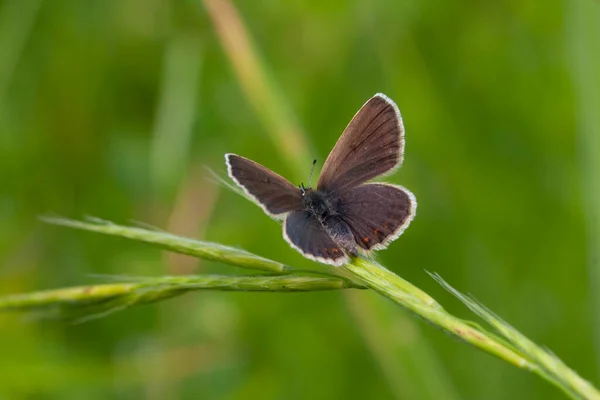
[[431, 273, 600, 400], [0, 273, 360, 312], [202, 0, 311, 179], [40, 216, 290, 274], [566, 0, 600, 381], [340, 257, 600, 400], [150, 32, 202, 194], [341, 258, 533, 368]]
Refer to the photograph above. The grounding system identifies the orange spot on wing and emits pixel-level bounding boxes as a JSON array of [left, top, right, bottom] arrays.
[[373, 228, 385, 241]]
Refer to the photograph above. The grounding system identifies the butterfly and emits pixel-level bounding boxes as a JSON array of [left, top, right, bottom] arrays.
[[225, 93, 417, 266]]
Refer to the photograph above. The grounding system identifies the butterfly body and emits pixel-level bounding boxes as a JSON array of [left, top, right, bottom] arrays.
[[226, 93, 417, 266], [301, 188, 358, 256]]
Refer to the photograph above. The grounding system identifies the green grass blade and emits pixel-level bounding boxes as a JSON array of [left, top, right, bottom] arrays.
[[430, 272, 600, 400], [41, 216, 290, 274], [342, 257, 600, 399], [341, 258, 534, 370], [566, 0, 600, 381], [0, 273, 362, 321]]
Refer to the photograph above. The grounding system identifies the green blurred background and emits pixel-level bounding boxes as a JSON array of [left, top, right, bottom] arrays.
[[1, 0, 598, 399]]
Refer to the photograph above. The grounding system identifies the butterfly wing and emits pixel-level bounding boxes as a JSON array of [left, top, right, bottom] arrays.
[[317, 93, 404, 192], [226, 154, 303, 218], [284, 211, 349, 266], [341, 183, 416, 251]]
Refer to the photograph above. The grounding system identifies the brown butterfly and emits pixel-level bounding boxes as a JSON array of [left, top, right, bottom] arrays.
[[226, 93, 417, 266]]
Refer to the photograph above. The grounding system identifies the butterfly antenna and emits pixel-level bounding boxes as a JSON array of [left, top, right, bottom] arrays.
[[307, 159, 317, 188]]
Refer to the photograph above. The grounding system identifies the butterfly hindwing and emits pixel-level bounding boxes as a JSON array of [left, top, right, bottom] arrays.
[[317, 94, 404, 193], [340, 183, 416, 251], [284, 211, 349, 266], [226, 154, 303, 217]]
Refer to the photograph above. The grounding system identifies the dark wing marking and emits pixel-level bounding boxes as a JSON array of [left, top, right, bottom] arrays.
[[283, 211, 349, 266], [341, 183, 416, 250], [226, 154, 303, 218], [317, 93, 404, 192]]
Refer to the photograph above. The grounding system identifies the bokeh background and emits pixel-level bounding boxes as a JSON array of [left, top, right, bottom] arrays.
[[1, 0, 599, 399]]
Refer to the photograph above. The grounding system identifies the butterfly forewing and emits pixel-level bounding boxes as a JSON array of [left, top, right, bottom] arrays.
[[284, 211, 349, 265], [226, 154, 303, 217], [341, 183, 416, 250], [317, 94, 404, 193]]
